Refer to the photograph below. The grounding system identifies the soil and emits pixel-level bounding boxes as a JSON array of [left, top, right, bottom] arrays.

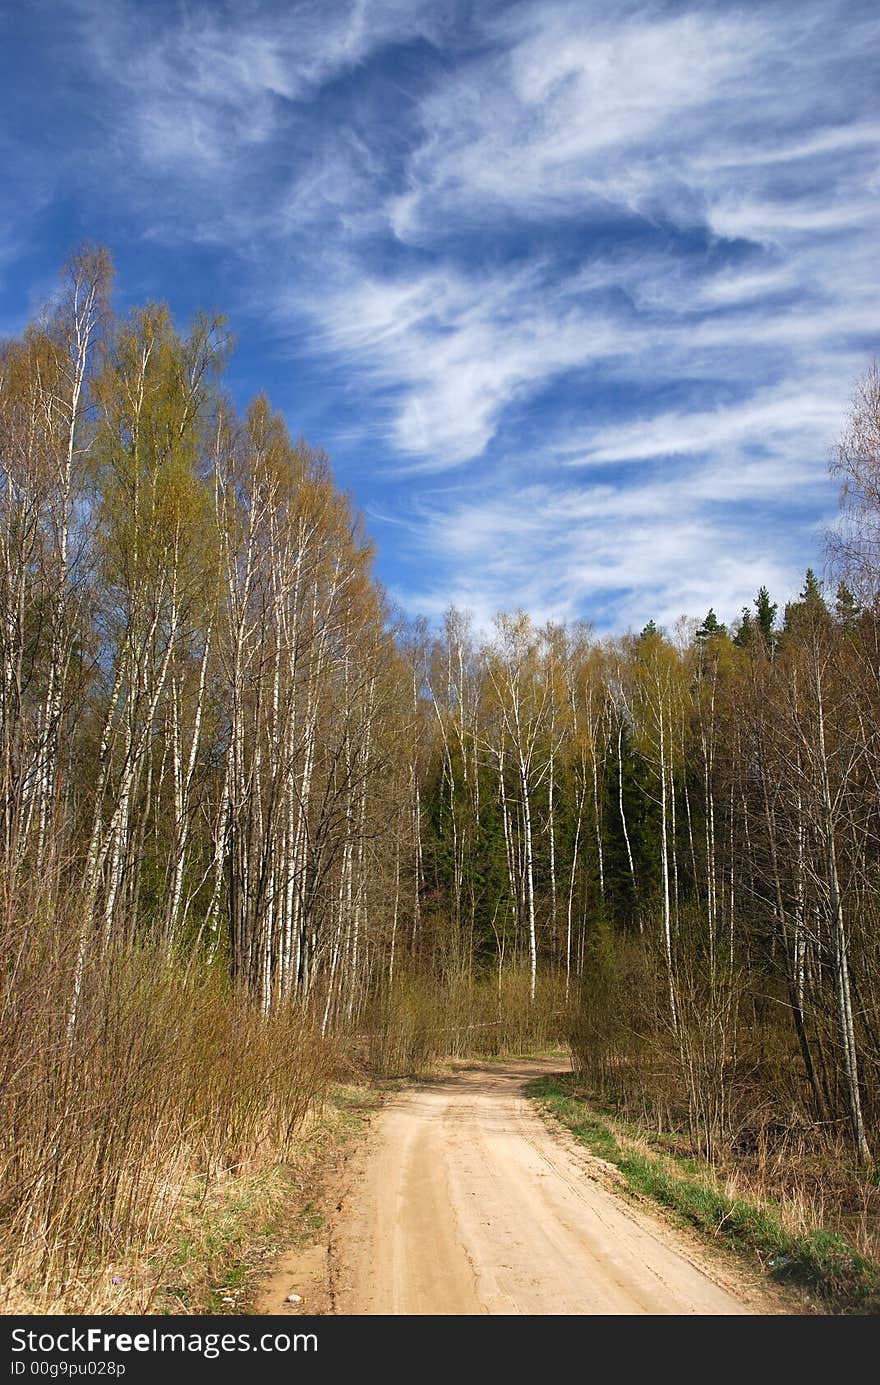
[[253, 1059, 787, 1316]]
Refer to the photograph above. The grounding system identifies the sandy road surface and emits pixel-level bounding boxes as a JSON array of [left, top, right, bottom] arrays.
[[325, 1061, 760, 1315]]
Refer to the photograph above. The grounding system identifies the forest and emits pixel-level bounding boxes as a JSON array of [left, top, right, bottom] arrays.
[[2, 249, 880, 1310]]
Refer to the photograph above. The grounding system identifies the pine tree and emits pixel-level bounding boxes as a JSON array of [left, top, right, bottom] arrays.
[[754, 585, 777, 644], [695, 608, 728, 643], [834, 581, 861, 631], [801, 568, 823, 604], [733, 607, 754, 647], [783, 568, 828, 632]]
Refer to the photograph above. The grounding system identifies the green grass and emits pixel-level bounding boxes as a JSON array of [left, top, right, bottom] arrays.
[[154, 1163, 297, 1314], [153, 1081, 379, 1314], [528, 1075, 880, 1315]]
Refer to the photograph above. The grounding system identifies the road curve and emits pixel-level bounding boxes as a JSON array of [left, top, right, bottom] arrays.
[[332, 1061, 756, 1315]]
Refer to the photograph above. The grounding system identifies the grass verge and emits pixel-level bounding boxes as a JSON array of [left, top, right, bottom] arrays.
[[141, 1084, 380, 1315], [527, 1074, 880, 1315]]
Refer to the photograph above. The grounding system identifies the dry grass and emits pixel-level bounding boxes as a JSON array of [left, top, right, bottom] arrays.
[[0, 899, 569, 1312], [0, 904, 338, 1314], [531, 1074, 880, 1313], [362, 965, 570, 1076], [565, 935, 880, 1281]]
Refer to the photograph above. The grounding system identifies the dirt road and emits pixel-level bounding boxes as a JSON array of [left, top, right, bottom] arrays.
[[261, 1061, 770, 1315]]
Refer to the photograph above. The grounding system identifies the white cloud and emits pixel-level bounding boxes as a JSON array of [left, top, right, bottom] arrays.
[[572, 386, 845, 466], [281, 0, 878, 482], [7, 0, 876, 633], [81, 0, 444, 173], [388, 7, 767, 239], [300, 259, 624, 464], [389, 454, 829, 638]]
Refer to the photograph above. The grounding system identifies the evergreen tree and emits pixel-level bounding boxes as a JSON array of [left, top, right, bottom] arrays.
[[754, 585, 777, 644], [801, 568, 823, 604], [835, 581, 861, 631], [695, 608, 728, 643], [639, 619, 658, 640], [733, 607, 754, 648], [783, 568, 828, 632], [602, 723, 659, 928]]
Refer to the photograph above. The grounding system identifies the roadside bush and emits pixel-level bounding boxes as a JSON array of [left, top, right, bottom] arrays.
[[0, 901, 336, 1311], [363, 964, 570, 1077]]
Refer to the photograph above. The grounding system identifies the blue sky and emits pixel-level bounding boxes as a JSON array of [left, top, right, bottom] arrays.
[[1, 0, 878, 634]]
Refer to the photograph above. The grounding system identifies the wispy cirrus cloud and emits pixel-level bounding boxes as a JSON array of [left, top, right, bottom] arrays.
[[80, 0, 443, 171], [1, 0, 877, 631], [299, 259, 628, 465], [569, 387, 847, 467], [278, 1, 877, 493], [387, 6, 768, 240], [388, 450, 832, 637]]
